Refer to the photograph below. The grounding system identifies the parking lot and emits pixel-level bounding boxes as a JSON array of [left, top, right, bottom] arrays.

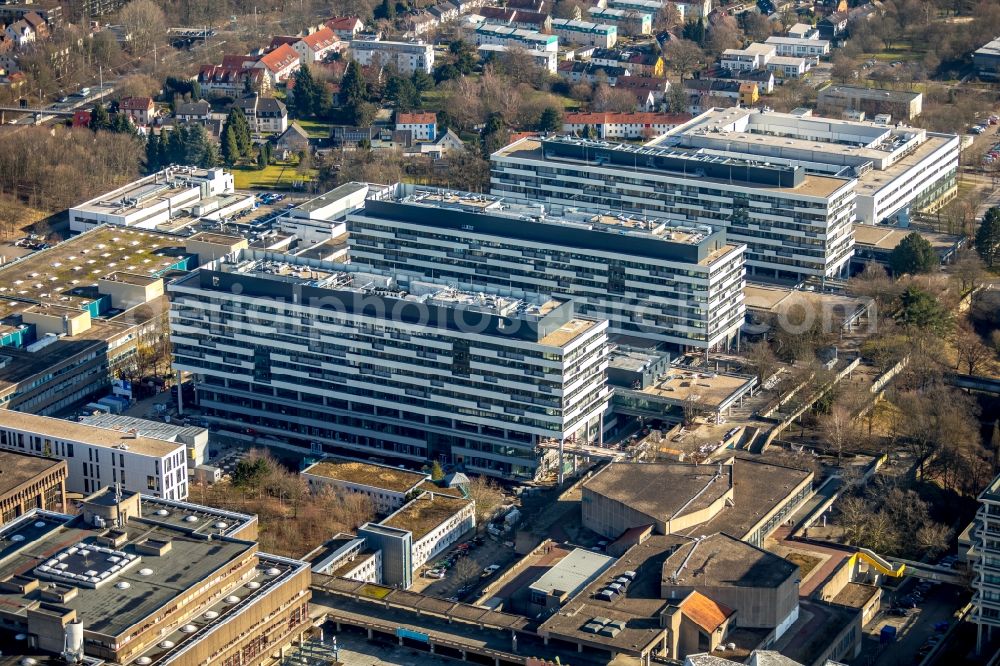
[[409, 535, 518, 602]]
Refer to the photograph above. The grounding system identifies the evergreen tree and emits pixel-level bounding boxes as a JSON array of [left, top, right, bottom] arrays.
[[291, 65, 323, 118], [889, 232, 938, 275], [261, 142, 272, 165], [89, 102, 111, 131], [481, 112, 509, 158], [342, 61, 367, 109], [182, 124, 209, 164], [145, 130, 161, 172], [257, 147, 268, 169], [200, 139, 220, 168], [976, 206, 1000, 268], [168, 126, 185, 165], [385, 75, 420, 112], [221, 125, 240, 166], [412, 69, 434, 92], [158, 129, 171, 167], [111, 113, 134, 135], [224, 107, 253, 158], [537, 107, 562, 133]]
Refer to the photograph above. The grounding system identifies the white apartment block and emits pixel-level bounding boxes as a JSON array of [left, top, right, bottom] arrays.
[[169, 253, 611, 481], [69, 167, 236, 232], [721, 43, 776, 71], [764, 36, 830, 58], [301, 459, 430, 513], [349, 184, 745, 349], [767, 55, 809, 78], [490, 134, 856, 280], [550, 18, 617, 48], [0, 411, 188, 500], [474, 24, 559, 51], [668, 107, 960, 226], [349, 39, 435, 74], [586, 7, 651, 35]]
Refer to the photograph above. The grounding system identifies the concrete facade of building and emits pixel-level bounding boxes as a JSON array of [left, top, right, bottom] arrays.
[[169, 253, 611, 480], [490, 134, 856, 280], [0, 450, 66, 524], [346, 184, 746, 350]]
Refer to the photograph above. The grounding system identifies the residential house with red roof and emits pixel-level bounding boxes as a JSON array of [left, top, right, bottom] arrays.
[[293, 27, 343, 64], [254, 43, 300, 85], [326, 16, 364, 39], [395, 111, 437, 141], [119, 97, 155, 126]]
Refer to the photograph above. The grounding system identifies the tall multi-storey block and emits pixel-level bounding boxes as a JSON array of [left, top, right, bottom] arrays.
[[169, 253, 611, 480], [973, 474, 1000, 652], [0, 411, 189, 500], [349, 38, 435, 74], [490, 135, 856, 280], [347, 185, 745, 350]]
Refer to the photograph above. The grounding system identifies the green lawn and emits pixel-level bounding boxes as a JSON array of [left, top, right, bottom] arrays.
[[232, 161, 317, 190], [296, 119, 334, 139], [863, 40, 926, 63]]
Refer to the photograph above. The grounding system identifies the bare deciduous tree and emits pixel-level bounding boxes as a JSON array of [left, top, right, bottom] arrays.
[[117, 0, 167, 55]]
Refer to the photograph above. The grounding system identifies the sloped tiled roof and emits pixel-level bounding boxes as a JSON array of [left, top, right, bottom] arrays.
[[258, 43, 299, 72], [396, 112, 436, 125], [680, 591, 734, 633]]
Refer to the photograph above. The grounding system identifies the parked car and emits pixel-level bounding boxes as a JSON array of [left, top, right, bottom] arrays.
[[425, 569, 445, 579], [481, 564, 501, 578]]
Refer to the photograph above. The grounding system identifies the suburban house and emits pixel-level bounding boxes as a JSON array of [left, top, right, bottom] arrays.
[[276, 122, 310, 157], [405, 11, 438, 36], [198, 64, 269, 96], [558, 59, 630, 85], [698, 66, 775, 94], [562, 111, 691, 139], [429, 2, 460, 22], [236, 93, 288, 135], [294, 27, 343, 63], [614, 76, 671, 110], [818, 11, 849, 39], [326, 16, 365, 39], [683, 79, 742, 113], [119, 97, 155, 126], [409, 128, 464, 157], [255, 43, 301, 84], [175, 100, 212, 123], [395, 111, 437, 141], [590, 48, 664, 76], [4, 19, 34, 46]]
